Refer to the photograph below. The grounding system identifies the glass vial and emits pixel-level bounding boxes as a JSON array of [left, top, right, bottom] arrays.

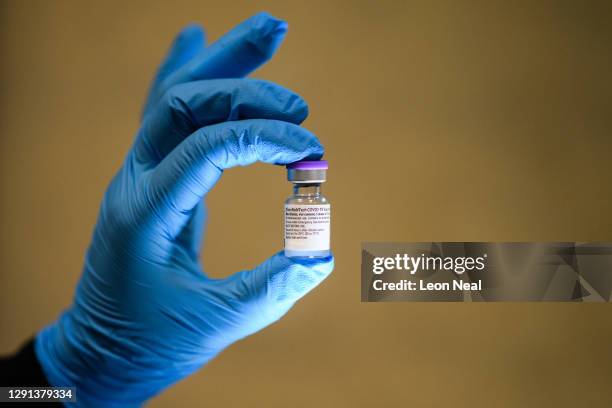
[[284, 160, 331, 258]]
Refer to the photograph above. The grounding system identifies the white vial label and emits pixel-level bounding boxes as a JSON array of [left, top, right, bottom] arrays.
[[284, 204, 331, 251]]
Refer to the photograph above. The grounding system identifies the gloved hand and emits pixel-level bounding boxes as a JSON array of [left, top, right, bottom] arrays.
[[34, 12, 333, 407]]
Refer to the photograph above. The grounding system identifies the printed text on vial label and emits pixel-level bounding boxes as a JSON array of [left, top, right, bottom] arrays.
[[284, 204, 330, 251]]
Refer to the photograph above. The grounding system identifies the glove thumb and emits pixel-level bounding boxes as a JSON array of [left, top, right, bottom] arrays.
[[246, 252, 334, 310], [212, 252, 334, 344]]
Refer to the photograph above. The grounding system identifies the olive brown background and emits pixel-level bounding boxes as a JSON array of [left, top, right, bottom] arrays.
[[1, 0, 611, 406]]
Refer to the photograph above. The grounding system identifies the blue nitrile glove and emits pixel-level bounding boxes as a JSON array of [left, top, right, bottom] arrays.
[[34, 12, 333, 407]]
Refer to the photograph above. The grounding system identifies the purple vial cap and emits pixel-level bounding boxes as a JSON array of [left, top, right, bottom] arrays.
[[286, 160, 328, 170]]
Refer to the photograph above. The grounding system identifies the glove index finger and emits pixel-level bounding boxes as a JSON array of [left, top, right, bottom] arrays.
[[135, 79, 309, 166], [145, 119, 323, 237]]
